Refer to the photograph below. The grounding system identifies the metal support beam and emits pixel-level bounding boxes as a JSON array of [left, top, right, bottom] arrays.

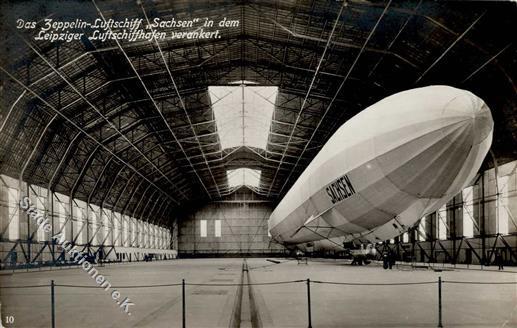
[[0, 65, 181, 206]]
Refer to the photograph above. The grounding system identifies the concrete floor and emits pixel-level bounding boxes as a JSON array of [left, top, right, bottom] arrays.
[[0, 258, 516, 327]]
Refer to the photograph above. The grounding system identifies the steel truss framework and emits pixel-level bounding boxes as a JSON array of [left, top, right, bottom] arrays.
[[0, 175, 173, 267], [374, 172, 517, 266], [376, 231, 517, 267], [0, 0, 515, 238]]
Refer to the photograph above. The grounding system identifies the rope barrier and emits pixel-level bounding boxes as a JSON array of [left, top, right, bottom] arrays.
[[312, 280, 437, 286], [114, 283, 183, 288], [3, 279, 516, 289], [53, 284, 98, 288], [443, 280, 517, 285], [186, 280, 306, 286], [4, 270, 515, 328], [0, 284, 48, 289], [55, 283, 183, 288]]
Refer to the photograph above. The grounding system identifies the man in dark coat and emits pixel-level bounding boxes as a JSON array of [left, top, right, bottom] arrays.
[[495, 251, 504, 270]]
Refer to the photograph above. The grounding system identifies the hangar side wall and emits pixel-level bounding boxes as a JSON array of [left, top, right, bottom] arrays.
[[177, 190, 285, 256], [392, 160, 517, 265], [0, 175, 176, 267]]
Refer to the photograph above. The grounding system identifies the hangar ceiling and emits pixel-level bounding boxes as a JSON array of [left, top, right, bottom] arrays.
[[0, 0, 515, 226]]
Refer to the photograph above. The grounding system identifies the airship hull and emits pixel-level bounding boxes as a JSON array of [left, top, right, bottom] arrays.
[[269, 86, 493, 247]]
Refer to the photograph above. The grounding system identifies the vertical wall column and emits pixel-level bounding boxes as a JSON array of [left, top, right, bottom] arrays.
[[131, 218, 136, 247], [90, 204, 101, 246], [146, 223, 150, 248], [138, 220, 143, 248], [103, 209, 109, 246], [113, 212, 121, 247], [72, 199, 87, 245], [142, 222, 147, 248], [424, 213, 436, 241], [28, 185, 48, 243], [448, 194, 463, 239], [122, 215, 128, 247], [19, 183, 30, 258], [0, 177, 19, 241], [507, 169, 517, 233], [147, 222, 151, 248], [147, 223, 151, 248], [484, 171, 498, 235]]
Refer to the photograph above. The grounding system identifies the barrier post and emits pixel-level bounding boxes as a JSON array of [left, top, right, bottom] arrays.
[[182, 279, 186, 328], [51, 280, 55, 328], [307, 278, 312, 328], [438, 276, 443, 328]]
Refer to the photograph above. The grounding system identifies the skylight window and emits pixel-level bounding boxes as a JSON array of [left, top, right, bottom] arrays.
[[227, 168, 261, 188], [210, 85, 277, 149]]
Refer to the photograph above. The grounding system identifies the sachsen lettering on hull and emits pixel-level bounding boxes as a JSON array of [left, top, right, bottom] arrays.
[[325, 174, 356, 204]]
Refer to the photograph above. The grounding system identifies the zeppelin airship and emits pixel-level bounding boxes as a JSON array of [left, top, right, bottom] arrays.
[[268, 86, 493, 252]]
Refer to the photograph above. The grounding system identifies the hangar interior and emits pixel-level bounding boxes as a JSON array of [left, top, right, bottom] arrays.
[[0, 0, 515, 268], [0, 1, 517, 266], [0, 1, 516, 327]]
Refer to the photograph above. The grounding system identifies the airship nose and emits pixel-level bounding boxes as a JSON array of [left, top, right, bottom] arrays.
[[473, 102, 493, 144], [443, 92, 494, 145]]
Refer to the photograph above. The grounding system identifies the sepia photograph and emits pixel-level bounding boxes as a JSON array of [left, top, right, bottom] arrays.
[[0, 0, 516, 327]]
